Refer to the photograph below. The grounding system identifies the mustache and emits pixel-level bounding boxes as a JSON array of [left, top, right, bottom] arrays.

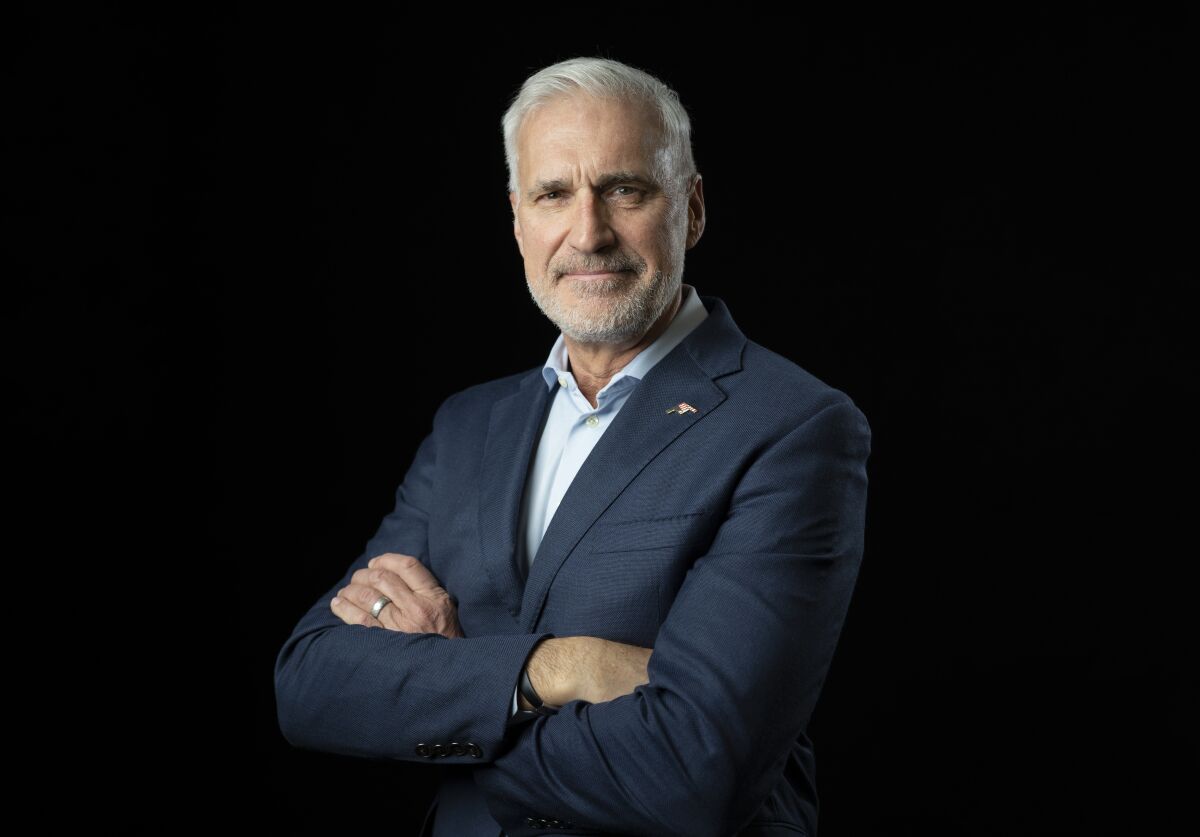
[[555, 261, 640, 276]]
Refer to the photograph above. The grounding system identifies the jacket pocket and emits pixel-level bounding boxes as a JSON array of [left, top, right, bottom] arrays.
[[587, 510, 712, 554]]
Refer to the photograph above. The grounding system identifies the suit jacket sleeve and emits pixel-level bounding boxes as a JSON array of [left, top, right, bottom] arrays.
[[273, 393, 553, 764], [472, 396, 872, 836]]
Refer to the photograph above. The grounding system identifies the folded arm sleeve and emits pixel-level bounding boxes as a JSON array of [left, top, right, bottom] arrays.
[[472, 397, 871, 836], [273, 395, 552, 764]]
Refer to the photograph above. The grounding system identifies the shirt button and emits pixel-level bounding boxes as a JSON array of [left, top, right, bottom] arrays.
[[585, 415, 600, 428], [557, 375, 568, 387]]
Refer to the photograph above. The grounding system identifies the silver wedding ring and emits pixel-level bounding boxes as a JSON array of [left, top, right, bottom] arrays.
[[370, 594, 392, 619]]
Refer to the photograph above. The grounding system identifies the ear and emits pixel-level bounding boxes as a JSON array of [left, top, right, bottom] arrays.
[[685, 174, 706, 249], [508, 191, 524, 258]]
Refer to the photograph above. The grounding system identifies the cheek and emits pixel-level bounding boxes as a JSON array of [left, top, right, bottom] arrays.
[[654, 225, 684, 262], [524, 234, 557, 266], [638, 217, 677, 253]]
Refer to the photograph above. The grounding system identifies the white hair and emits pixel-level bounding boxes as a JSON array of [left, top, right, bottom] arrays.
[[501, 56, 698, 209]]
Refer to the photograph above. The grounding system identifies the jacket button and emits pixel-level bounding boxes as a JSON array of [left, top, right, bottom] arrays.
[[431, 743, 447, 758], [467, 743, 483, 758], [414, 743, 431, 758], [450, 742, 466, 756]]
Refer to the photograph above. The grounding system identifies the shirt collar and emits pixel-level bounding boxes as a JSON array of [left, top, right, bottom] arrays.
[[540, 283, 709, 395]]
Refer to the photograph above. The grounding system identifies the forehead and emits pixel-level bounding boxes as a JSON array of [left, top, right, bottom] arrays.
[[516, 94, 668, 184]]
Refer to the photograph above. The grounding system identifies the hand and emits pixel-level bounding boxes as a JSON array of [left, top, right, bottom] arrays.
[[522, 636, 653, 708], [330, 552, 465, 638]]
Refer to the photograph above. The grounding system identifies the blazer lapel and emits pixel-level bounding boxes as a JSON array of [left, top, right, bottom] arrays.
[[518, 295, 746, 632], [477, 368, 553, 621]]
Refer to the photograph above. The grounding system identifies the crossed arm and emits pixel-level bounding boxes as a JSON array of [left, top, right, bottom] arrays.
[[329, 551, 653, 708], [275, 396, 870, 836]]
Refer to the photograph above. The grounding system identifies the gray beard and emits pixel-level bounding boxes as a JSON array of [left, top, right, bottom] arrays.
[[527, 269, 681, 346]]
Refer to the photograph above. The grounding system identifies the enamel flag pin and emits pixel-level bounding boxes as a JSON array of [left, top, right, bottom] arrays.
[[666, 402, 698, 415]]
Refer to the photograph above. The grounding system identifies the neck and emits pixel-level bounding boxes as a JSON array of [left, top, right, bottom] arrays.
[[564, 287, 683, 408]]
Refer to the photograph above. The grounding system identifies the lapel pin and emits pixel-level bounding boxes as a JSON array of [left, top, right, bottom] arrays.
[[665, 402, 698, 415]]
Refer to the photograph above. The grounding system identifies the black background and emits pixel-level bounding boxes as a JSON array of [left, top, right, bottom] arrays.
[[11, 7, 1196, 834]]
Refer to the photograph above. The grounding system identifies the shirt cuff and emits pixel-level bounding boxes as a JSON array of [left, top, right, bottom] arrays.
[[511, 682, 519, 716]]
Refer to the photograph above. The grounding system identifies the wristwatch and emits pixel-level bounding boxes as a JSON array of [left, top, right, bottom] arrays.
[[519, 665, 561, 717]]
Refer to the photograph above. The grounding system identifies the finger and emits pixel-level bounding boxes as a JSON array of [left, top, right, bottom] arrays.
[[338, 581, 410, 623], [341, 577, 455, 636], [348, 566, 426, 622], [339, 581, 441, 635], [329, 593, 382, 628], [351, 564, 415, 598], [369, 552, 443, 593], [335, 584, 427, 634]]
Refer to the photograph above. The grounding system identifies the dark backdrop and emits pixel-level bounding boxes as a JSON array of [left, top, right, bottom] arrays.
[[12, 7, 1195, 835]]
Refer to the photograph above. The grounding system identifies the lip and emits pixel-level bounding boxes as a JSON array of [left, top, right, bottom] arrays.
[[564, 271, 627, 278]]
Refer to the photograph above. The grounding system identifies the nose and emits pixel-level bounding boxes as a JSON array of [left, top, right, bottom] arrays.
[[568, 189, 616, 253]]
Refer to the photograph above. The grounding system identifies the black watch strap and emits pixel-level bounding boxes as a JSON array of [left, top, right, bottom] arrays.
[[520, 665, 559, 716]]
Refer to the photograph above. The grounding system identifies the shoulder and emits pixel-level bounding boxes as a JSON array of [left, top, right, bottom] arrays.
[[689, 293, 867, 432], [733, 339, 869, 431], [429, 365, 542, 422]]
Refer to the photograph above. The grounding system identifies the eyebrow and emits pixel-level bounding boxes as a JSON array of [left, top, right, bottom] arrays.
[[525, 171, 659, 201]]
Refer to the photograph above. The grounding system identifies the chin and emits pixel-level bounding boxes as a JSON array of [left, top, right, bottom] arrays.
[[564, 277, 632, 299], [563, 307, 655, 343], [560, 323, 645, 345]]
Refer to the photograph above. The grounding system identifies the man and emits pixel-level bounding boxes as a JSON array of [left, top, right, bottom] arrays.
[[274, 56, 871, 837]]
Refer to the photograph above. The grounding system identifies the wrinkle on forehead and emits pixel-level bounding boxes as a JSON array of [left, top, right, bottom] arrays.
[[518, 92, 678, 196]]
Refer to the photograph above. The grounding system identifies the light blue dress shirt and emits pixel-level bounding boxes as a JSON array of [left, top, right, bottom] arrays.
[[509, 283, 709, 716]]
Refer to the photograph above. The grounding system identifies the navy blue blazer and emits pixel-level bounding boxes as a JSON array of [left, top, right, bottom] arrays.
[[274, 294, 871, 837]]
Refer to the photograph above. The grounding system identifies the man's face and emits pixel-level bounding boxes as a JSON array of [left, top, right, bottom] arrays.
[[509, 93, 698, 345]]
